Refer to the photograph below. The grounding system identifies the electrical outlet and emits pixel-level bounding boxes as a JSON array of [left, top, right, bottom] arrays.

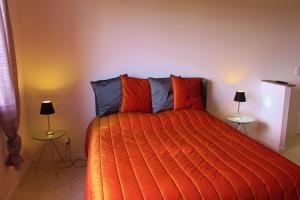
[[294, 67, 300, 76]]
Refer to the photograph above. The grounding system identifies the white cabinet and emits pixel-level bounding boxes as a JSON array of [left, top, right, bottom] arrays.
[[258, 80, 295, 151]]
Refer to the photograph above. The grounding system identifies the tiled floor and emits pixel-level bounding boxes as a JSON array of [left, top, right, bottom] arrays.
[[10, 135, 300, 200], [10, 162, 85, 200]]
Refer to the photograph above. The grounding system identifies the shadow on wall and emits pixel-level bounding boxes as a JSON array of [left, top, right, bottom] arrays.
[[289, 87, 300, 135], [256, 120, 276, 149], [256, 120, 269, 138], [207, 80, 223, 118]]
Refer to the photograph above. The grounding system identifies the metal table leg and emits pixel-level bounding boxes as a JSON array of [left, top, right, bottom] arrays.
[[49, 141, 58, 177], [242, 124, 248, 135], [51, 140, 66, 164], [35, 141, 47, 170], [236, 123, 241, 131], [236, 123, 248, 135]]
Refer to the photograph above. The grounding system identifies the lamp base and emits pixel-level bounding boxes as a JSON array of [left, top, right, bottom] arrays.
[[45, 130, 55, 136], [233, 114, 241, 120]]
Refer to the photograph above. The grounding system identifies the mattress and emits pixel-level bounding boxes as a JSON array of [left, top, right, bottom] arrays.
[[85, 109, 300, 200]]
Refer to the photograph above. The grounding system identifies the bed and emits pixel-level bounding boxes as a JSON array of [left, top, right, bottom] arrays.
[[85, 79, 300, 200]]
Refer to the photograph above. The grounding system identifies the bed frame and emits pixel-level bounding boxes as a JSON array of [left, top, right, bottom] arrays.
[[201, 78, 207, 110]]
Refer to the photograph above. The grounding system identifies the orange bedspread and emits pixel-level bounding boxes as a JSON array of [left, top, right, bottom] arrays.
[[85, 109, 300, 200]]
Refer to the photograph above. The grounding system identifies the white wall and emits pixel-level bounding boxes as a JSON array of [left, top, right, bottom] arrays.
[[9, 0, 300, 157]]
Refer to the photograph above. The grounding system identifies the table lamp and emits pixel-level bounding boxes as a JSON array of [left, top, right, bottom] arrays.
[[40, 100, 55, 135], [234, 91, 246, 118]]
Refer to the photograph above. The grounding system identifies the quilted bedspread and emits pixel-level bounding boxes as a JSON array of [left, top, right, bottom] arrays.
[[85, 109, 300, 200]]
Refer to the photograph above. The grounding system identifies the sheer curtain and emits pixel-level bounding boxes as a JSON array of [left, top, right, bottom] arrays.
[[0, 0, 23, 170]]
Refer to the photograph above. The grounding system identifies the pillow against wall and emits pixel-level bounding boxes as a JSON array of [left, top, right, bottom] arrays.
[[91, 76, 122, 116], [171, 75, 203, 110], [120, 75, 152, 113], [148, 77, 173, 113]]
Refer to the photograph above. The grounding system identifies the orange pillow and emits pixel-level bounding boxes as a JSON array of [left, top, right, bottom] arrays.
[[120, 75, 152, 112], [171, 75, 203, 110]]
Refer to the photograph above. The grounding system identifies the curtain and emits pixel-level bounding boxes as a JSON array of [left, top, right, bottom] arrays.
[[0, 0, 23, 170]]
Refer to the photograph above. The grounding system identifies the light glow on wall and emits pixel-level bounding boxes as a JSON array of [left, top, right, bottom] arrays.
[[25, 63, 76, 91], [224, 70, 247, 85]]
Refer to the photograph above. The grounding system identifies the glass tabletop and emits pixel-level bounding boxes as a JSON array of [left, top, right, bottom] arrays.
[[32, 129, 67, 141], [226, 115, 255, 124]]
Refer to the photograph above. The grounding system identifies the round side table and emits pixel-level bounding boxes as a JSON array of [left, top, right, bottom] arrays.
[[226, 115, 255, 135], [32, 129, 70, 177]]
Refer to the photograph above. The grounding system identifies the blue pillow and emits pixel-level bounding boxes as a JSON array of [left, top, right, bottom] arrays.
[[91, 77, 121, 116], [149, 77, 173, 113]]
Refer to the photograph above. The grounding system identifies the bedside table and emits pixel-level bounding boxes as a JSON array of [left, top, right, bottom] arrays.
[[226, 115, 255, 135], [32, 129, 71, 177]]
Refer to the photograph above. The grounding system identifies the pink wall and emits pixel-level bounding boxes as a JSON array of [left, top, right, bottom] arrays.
[[3, 2, 300, 195]]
